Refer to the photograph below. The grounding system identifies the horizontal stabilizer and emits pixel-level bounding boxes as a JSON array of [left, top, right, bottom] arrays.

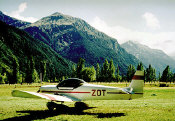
[[122, 87, 134, 94], [12, 90, 76, 102]]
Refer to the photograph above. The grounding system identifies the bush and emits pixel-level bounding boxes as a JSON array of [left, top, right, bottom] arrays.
[[33, 69, 40, 83], [0, 73, 7, 84], [159, 83, 169, 87]]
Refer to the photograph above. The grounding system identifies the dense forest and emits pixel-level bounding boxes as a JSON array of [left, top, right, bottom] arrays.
[[0, 56, 175, 84], [70, 58, 175, 83]]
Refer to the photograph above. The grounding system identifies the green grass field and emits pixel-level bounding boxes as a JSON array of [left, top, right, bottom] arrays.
[[0, 83, 175, 121]]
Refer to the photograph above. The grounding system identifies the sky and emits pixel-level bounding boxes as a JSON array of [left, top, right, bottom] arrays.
[[0, 0, 175, 57]]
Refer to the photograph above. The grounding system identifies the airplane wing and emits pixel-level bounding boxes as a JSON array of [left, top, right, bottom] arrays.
[[12, 90, 80, 102]]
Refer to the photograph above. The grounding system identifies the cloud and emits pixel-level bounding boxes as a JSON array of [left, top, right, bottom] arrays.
[[90, 16, 175, 56], [142, 12, 160, 30], [8, 2, 38, 23]]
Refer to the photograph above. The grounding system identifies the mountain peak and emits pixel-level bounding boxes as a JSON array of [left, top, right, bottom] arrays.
[[51, 12, 64, 16], [121, 40, 175, 73]]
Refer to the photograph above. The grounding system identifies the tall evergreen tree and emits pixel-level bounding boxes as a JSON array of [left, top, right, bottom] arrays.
[[137, 62, 144, 71], [145, 64, 156, 83], [11, 57, 19, 84], [126, 64, 135, 82], [172, 73, 175, 83], [153, 68, 156, 83], [25, 56, 39, 83], [116, 65, 121, 82], [96, 63, 100, 81], [25, 58, 32, 83], [160, 65, 171, 83], [158, 72, 161, 82], [101, 59, 109, 82], [41, 61, 47, 82], [108, 59, 116, 81], [76, 58, 85, 79]]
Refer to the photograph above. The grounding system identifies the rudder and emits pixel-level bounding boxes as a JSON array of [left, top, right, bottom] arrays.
[[129, 70, 144, 94]]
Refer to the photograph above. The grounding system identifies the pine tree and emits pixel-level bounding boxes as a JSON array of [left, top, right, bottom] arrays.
[[145, 64, 152, 83], [172, 73, 175, 83], [41, 61, 47, 82], [145, 64, 156, 83], [169, 72, 173, 83], [137, 62, 144, 71], [116, 65, 121, 82], [153, 68, 156, 83], [121, 74, 126, 82], [126, 64, 135, 82], [101, 59, 109, 82], [108, 59, 116, 81], [33, 69, 40, 83], [25, 56, 37, 83], [158, 72, 161, 82], [76, 58, 85, 79], [11, 57, 19, 84], [160, 65, 171, 83], [25, 58, 31, 83], [96, 63, 100, 81]]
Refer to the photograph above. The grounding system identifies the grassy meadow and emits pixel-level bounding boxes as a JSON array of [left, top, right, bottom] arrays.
[[0, 83, 175, 121]]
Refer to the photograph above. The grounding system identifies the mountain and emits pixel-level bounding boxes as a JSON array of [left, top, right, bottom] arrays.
[[121, 41, 175, 73], [0, 11, 31, 28], [170, 55, 175, 61], [20, 12, 139, 74], [0, 20, 72, 80]]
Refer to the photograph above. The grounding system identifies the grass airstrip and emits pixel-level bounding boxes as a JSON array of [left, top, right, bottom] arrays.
[[0, 83, 174, 121]]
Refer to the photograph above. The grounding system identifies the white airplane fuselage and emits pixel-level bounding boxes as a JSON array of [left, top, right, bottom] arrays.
[[39, 83, 143, 101], [12, 70, 144, 111]]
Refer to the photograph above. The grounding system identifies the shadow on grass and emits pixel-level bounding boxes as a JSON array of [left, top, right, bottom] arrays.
[[2, 106, 126, 121]]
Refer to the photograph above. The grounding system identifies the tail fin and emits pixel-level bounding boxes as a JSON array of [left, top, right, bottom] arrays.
[[129, 70, 144, 94]]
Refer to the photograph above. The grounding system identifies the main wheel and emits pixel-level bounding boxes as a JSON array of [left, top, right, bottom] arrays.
[[47, 102, 56, 111], [56, 104, 69, 112], [74, 102, 89, 112]]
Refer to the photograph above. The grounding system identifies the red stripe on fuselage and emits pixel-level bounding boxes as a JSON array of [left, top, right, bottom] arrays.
[[41, 91, 91, 93], [132, 75, 144, 80], [40, 93, 56, 101], [57, 91, 91, 93]]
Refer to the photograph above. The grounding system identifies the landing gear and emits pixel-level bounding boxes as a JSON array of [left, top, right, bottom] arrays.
[[74, 102, 89, 112], [46, 101, 89, 112], [47, 102, 68, 112], [47, 102, 57, 111]]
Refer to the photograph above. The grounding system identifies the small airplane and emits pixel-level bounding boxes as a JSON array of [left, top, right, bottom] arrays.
[[12, 70, 144, 111]]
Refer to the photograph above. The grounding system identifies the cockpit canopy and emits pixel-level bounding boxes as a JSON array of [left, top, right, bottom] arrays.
[[57, 78, 86, 89]]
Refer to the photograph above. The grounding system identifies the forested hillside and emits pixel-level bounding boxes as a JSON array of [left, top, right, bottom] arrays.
[[0, 21, 72, 83]]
